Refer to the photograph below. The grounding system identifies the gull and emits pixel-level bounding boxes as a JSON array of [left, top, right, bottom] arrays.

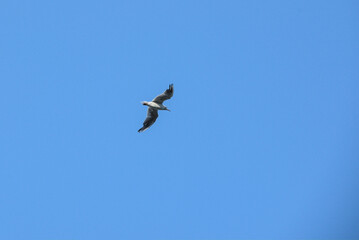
[[138, 84, 174, 132]]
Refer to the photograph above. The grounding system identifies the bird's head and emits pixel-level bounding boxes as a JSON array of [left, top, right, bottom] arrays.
[[141, 101, 148, 106]]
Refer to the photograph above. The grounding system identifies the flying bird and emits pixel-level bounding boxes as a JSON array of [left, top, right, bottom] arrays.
[[138, 84, 174, 132]]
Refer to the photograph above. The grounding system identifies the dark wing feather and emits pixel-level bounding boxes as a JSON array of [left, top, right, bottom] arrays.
[[152, 84, 174, 104], [138, 108, 159, 132]]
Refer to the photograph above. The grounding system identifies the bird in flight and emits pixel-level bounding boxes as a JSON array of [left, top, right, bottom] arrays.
[[138, 84, 174, 132]]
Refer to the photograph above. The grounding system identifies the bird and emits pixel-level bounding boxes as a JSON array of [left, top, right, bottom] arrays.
[[138, 84, 174, 132]]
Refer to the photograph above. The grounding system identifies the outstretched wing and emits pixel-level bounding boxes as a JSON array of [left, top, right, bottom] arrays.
[[138, 108, 159, 132], [152, 84, 174, 104]]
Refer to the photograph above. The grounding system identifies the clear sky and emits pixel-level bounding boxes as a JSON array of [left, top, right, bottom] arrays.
[[1, 0, 358, 239]]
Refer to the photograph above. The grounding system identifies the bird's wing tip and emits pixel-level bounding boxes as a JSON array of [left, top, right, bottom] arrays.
[[138, 127, 148, 133]]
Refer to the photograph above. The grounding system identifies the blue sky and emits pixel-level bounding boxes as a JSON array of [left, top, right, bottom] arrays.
[[1, 0, 358, 239]]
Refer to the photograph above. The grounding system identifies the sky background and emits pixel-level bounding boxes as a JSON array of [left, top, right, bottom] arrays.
[[1, 0, 358, 239]]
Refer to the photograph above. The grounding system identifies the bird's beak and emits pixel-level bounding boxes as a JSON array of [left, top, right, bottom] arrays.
[[166, 109, 171, 112]]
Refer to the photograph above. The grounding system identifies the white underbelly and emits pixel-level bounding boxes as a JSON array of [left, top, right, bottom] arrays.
[[147, 102, 165, 110]]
